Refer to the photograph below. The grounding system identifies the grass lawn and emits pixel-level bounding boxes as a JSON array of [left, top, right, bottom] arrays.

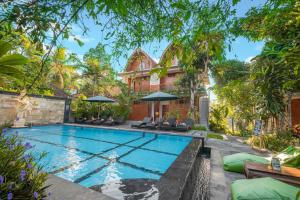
[[208, 133, 223, 140]]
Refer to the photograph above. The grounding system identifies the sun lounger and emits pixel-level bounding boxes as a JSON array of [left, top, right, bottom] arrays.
[[91, 118, 106, 125], [131, 117, 152, 128], [175, 118, 194, 131], [84, 118, 96, 124], [103, 117, 125, 126], [114, 117, 125, 125], [231, 177, 300, 200], [144, 118, 163, 129], [158, 117, 177, 130], [75, 118, 86, 124]]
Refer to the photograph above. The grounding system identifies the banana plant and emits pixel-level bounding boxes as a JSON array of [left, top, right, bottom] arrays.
[[0, 40, 27, 85]]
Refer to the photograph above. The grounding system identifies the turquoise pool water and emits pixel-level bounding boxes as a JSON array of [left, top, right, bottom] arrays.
[[8, 125, 192, 188]]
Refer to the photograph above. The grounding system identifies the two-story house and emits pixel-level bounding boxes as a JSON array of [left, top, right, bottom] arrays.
[[118, 45, 209, 125]]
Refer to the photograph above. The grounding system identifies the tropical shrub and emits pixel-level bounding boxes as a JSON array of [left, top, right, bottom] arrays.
[[247, 131, 300, 152], [209, 105, 228, 133], [0, 128, 49, 200], [192, 125, 207, 131], [111, 105, 130, 120], [165, 109, 181, 120]]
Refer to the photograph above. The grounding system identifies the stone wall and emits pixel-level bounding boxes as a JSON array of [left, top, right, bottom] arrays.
[[0, 91, 66, 125]]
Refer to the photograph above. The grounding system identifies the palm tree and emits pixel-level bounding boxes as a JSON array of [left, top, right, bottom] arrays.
[[49, 47, 78, 91], [0, 40, 27, 86], [81, 58, 116, 96]]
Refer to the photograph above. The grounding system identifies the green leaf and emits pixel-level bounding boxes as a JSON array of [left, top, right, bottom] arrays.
[[185, 10, 191, 21], [0, 54, 28, 66], [74, 38, 84, 47], [0, 65, 24, 79], [0, 40, 12, 57], [232, 0, 240, 6]]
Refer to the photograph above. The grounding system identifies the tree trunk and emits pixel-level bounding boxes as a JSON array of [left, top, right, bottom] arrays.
[[287, 92, 292, 130], [190, 79, 195, 120]]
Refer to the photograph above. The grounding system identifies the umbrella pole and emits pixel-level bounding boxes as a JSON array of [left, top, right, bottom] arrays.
[[98, 104, 101, 119], [159, 100, 162, 119], [151, 101, 154, 120]]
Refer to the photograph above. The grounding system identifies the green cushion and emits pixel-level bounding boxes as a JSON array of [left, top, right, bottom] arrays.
[[223, 153, 269, 173], [231, 177, 300, 200], [279, 146, 300, 169]]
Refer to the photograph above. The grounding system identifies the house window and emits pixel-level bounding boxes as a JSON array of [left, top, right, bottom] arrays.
[[139, 61, 145, 71]]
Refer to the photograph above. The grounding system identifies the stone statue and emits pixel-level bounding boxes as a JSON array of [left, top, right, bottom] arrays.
[[12, 90, 33, 128]]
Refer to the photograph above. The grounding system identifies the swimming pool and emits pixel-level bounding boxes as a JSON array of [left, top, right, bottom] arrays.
[[8, 125, 193, 197]]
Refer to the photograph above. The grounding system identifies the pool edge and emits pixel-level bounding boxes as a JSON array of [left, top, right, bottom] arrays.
[[46, 174, 116, 200], [156, 137, 202, 200]]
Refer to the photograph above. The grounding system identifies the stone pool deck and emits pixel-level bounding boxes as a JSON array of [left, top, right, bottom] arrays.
[[206, 134, 271, 200]]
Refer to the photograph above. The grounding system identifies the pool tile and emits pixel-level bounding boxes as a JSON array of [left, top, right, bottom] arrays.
[[79, 162, 160, 187], [119, 149, 177, 173], [56, 157, 108, 182], [143, 135, 192, 154], [101, 146, 134, 159], [27, 140, 90, 171]]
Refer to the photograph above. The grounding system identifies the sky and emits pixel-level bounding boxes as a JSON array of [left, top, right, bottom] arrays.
[[58, 0, 265, 101]]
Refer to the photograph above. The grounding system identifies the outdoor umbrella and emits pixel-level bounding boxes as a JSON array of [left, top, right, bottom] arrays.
[[141, 91, 178, 119], [84, 95, 115, 118]]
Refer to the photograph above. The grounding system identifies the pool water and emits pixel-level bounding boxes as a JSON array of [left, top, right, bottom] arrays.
[[8, 125, 192, 189]]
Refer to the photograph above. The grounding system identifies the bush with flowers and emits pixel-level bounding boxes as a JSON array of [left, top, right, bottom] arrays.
[[0, 127, 49, 199]]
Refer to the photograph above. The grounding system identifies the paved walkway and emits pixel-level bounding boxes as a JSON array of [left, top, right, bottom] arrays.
[[206, 134, 271, 200]]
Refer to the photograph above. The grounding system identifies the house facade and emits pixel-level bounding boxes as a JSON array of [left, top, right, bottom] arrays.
[[118, 46, 209, 124]]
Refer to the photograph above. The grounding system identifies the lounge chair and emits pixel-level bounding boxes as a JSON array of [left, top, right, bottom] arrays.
[[84, 118, 96, 124], [113, 117, 125, 125], [223, 146, 300, 173], [131, 117, 152, 128], [91, 118, 106, 125], [231, 177, 300, 200], [103, 117, 125, 126], [75, 118, 86, 124], [144, 118, 163, 129], [158, 117, 177, 130], [174, 118, 194, 132]]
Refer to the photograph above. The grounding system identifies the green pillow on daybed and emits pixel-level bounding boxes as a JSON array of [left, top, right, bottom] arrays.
[[223, 152, 269, 173], [277, 146, 300, 169], [231, 177, 300, 200], [223, 146, 300, 173]]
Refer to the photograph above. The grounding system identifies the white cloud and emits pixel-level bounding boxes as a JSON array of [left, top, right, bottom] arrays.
[[245, 56, 254, 63]]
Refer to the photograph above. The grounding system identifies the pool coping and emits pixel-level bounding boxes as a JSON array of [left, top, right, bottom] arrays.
[[46, 174, 116, 200], [64, 123, 198, 138], [156, 137, 202, 200]]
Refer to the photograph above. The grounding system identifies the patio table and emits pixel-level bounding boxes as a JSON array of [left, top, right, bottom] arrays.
[[244, 161, 300, 187]]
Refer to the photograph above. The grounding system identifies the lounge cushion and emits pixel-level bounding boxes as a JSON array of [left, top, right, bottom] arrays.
[[231, 177, 300, 200], [223, 153, 269, 173], [279, 146, 300, 169]]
